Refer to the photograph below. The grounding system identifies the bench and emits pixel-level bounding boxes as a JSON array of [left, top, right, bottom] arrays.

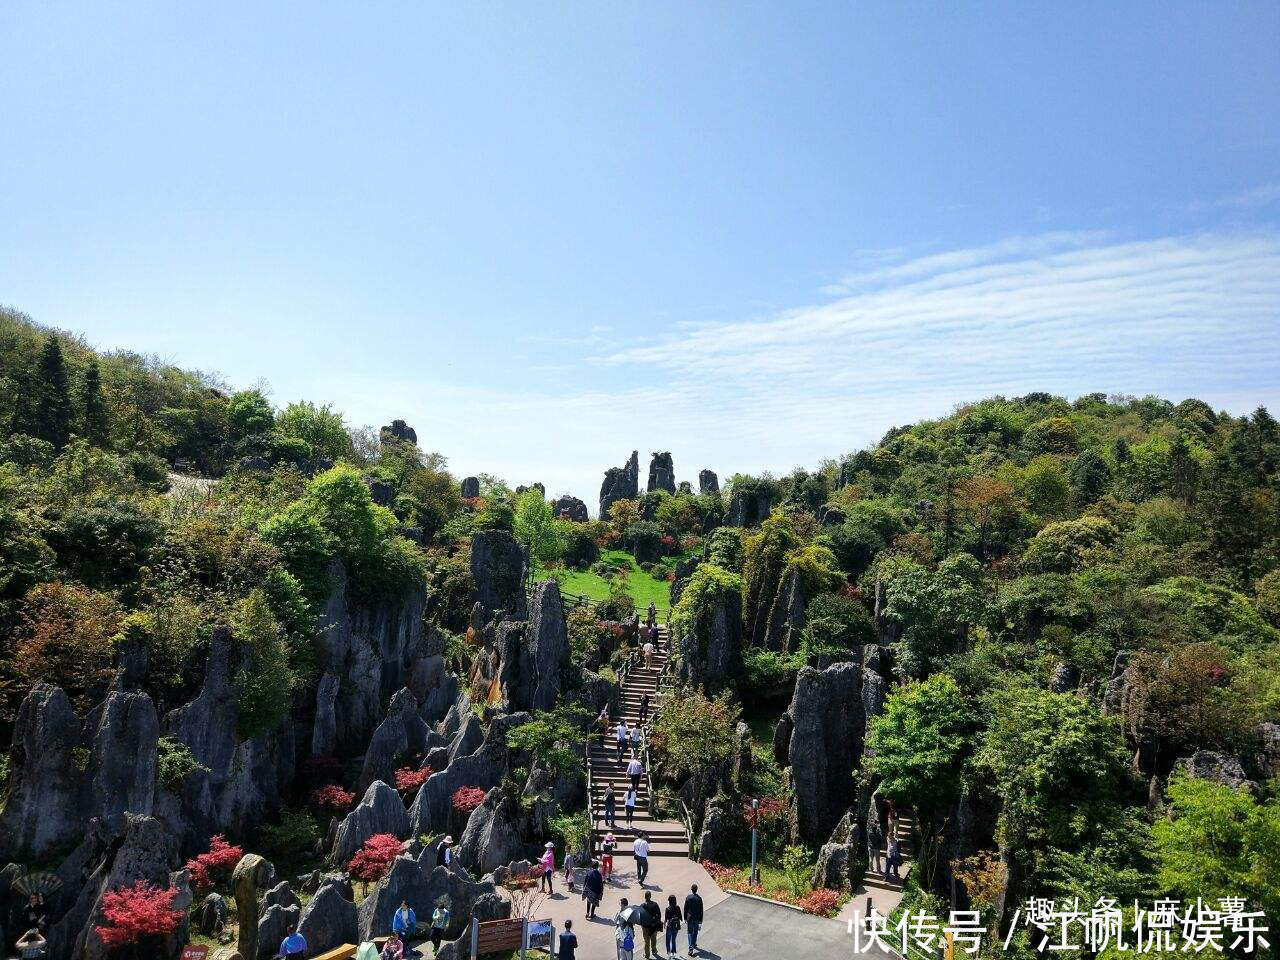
[[312, 939, 390, 960]]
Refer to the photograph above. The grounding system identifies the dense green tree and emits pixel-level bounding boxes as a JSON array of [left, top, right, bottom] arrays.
[[884, 553, 985, 676], [32, 335, 73, 449], [1152, 773, 1280, 922], [79, 358, 110, 447], [227, 389, 274, 445], [1068, 448, 1112, 505], [276, 400, 353, 461], [867, 674, 976, 822], [513, 489, 561, 563]]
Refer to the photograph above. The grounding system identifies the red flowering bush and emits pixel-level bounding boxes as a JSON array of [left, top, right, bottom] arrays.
[[840, 583, 861, 602], [94, 880, 183, 948], [597, 530, 622, 548], [798, 888, 841, 917], [452, 785, 486, 814], [347, 833, 404, 885], [309, 784, 356, 815], [184, 834, 243, 891], [680, 535, 702, 553], [660, 534, 678, 551], [741, 795, 787, 830], [394, 764, 433, 795]]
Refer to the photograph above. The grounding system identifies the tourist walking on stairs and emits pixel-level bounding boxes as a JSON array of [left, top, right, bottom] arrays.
[[634, 832, 651, 884], [624, 787, 637, 827], [867, 817, 883, 874], [627, 755, 644, 793], [639, 693, 650, 725], [616, 721, 628, 761], [604, 784, 618, 827]]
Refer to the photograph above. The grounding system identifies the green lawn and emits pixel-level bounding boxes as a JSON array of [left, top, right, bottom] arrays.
[[535, 549, 684, 618]]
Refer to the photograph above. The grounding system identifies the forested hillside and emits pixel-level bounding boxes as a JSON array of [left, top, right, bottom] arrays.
[[0, 305, 1276, 958]]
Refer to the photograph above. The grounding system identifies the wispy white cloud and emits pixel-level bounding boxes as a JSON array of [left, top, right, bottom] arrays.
[[377, 229, 1280, 510]]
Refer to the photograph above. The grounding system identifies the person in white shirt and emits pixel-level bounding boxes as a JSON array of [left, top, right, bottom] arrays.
[[626, 756, 644, 793], [633, 833, 651, 884], [616, 721, 628, 762], [624, 787, 637, 827]]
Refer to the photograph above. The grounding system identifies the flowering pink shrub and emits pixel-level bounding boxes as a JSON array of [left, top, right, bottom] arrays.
[[347, 833, 404, 883], [94, 881, 183, 948], [184, 834, 243, 891], [452, 785, 487, 814], [395, 764, 433, 794], [309, 784, 356, 815]]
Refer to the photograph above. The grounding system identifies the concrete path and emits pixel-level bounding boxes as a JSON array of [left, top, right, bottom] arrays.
[[507, 855, 726, 959], [700, 891, 896, 960]]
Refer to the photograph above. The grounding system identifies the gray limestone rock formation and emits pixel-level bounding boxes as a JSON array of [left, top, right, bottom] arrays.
[[599, 451, 640, 518], [728, 486, 772, 527], [698, 469, 720, 496], [1178, 750, 1255, 791], [357, 853, 494, 941], [0, 684, 86, 860], [457, 788, 529, 874], [762, 568, 807, 653], [648, 451, 676, 493], [460, 476, 480, 499], [499, 580, 571, 712], [83, 690, 159, 835], [408, 712, 531, 837], [553, 494, 589, 522], [676, 582, 742, 694], [516, 482, 546, 498], [333, 781, 410, 864], [470, 530, 528, 621], [357, 688, 430, 795], [381, 420, 418, 445], [785, 662, 864, 845], [257, 903, 301, 959], [298, 880, 359, 956]]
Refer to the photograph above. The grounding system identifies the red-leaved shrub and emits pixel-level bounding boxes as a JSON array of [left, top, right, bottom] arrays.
[[347, 833, 404, 885], [94, 880, 183, 948], [394, 765, 433, 794], [184, 835, 243, 892], [798, 888, 841, 916], [309, 784, 356, 815], [451, 785, 486, 815]]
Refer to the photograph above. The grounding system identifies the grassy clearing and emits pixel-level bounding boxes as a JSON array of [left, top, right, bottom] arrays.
[[536, 549, 686, 618]]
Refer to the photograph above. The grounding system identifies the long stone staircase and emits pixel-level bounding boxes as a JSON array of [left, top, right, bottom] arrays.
[[587, 633, 691, 859]]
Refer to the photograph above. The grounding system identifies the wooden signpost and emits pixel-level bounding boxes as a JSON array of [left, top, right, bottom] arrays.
[[470, 916, 558, 959]]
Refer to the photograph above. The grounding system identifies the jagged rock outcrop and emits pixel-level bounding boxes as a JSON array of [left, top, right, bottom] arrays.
[[298, 880, 359, 955], [499, 580, 571, 712], [263, 880, 301, 913], [676, 582, 742, 693], [414, 654, 460, 726], [50, 815, 179, 960], [0, 684, 86, 860], [357, 853, 494, 941], [678, 481, 693, 494], [696, 796, 734, 862], [1177, 750, 1254, 791], [457, 788, 529, 874], [460, 476, 480, 499], [1049, 662, 1079, 693], [366, 477, 395, 506], [1250, 723, 1280, 781], [516, 482, 546, 498], [1101, 650, 1131, 715], [762, 568, 807, 653], [785, 662, 864, 845], [333, 781, 410, 864], [698, 470, 719, 496], [553, 495, 589, 522], [648, 452, 676, 493], [772, 714, 793, 768], [408, 712, 531, 837], [257, 902, 301, 959], [357, 689, 429, 795], [728, 486, 772, 527], [198, 893, 227, 935], [448, 711, 486, 765], [84, 691, 159, 835], [312, 560, 434, 756], [161, 628, 298, 846], [381, 420, 418, 445], [812, 810, 859, 891], [599, 450, 640, 517], [470, 530, 528, 621]]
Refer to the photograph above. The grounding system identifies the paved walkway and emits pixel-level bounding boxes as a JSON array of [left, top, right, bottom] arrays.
[[702, 891, 896, 960], [508, 855, 726, 959]]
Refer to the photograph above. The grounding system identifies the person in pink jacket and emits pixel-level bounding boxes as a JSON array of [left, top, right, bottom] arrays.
[[540, 841, 556, 893]]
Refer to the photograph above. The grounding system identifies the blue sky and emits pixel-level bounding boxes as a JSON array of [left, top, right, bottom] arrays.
[[2, 2, 1279, 506]]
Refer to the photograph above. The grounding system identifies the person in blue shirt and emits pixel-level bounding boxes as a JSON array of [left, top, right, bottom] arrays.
[[280, 926, 307, 959], [392, 899, 418, 938], [558, 918, 578, 960]]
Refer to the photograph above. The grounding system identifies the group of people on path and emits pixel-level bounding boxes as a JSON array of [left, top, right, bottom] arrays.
[[612, 884, 704, 960], [866, 798, 904, 883]]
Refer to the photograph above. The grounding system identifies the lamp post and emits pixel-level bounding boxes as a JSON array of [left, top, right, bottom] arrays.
[[750, 798, 760, 887]]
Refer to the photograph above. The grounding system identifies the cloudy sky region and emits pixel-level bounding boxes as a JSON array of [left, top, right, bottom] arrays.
[[2, 3, 1279, 507]]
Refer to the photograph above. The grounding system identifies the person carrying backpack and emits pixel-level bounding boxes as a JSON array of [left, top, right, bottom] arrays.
[[639, 892, 662, 960], [615, 898, 635, 960], [664, 894, 683, 959]]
